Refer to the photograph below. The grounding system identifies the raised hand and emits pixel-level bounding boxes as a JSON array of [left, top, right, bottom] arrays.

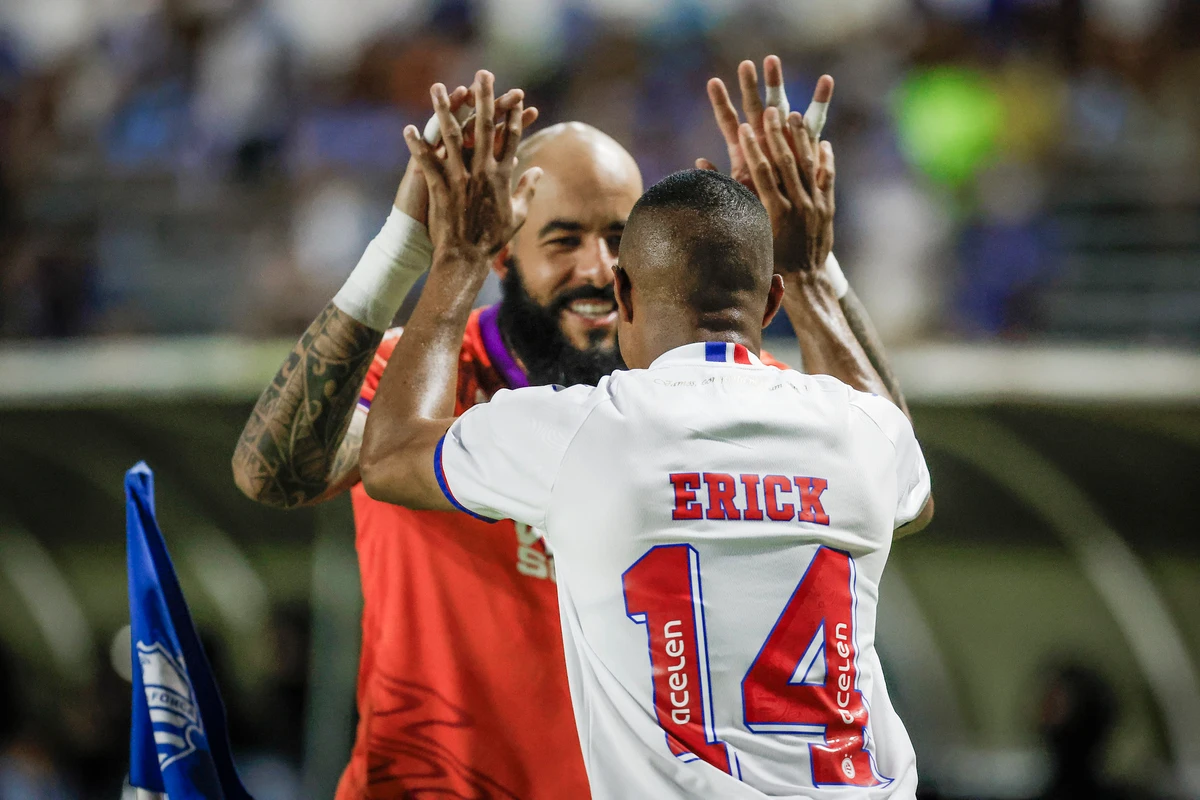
[[739, 106, 836, 279], [699, 56, 833, 192], [395, 85, 539, 226], [402, 71, 542, 266]]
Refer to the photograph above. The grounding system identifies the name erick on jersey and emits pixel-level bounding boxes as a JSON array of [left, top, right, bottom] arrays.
[[435, 341, 931, 799], [340, 309, 790, 800]]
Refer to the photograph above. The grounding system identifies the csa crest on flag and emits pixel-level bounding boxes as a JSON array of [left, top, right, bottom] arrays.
[[126, 461, 254, 799], [136, 640, 205, 770]]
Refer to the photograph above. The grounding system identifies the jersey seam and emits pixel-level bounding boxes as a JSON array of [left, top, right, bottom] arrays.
[[434, 433, 501, 524], [850, 401, 929, 523], [848, 401, 901, 456], [895, 482, 932, 528]]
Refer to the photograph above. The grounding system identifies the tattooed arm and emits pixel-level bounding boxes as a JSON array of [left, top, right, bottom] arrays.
[[232, 86, 537, 508], [839, 287, 909, 417], [232, 302, 383, 508], [231, 138, 437, 508]]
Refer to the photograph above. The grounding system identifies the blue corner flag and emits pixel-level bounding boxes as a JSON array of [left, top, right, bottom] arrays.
[[126, 462, 254, 800]]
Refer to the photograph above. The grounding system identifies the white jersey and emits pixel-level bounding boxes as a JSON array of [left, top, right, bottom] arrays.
[[436, 341, 931, 799]]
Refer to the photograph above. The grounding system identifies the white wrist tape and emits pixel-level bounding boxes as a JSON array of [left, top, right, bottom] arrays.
[[804, 100, 829, 140], [332, 207, 433, 331], [765, 82, 790, 116], [824, 251, 849, 299]]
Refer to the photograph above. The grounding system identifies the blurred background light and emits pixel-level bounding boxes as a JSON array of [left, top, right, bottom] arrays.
[[894, 66, 1002, 187], [1, 0, 1198, 797]]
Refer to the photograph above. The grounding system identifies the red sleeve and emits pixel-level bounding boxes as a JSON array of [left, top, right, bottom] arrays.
[[759, 348, 790, 371], [359, 328, 403, 407]]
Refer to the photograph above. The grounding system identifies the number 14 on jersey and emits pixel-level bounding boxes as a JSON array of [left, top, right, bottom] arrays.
[[622, 544, 885, 787]]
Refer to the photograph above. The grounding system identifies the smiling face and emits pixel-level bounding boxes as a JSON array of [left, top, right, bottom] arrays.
[[497, 124, 644, 356]]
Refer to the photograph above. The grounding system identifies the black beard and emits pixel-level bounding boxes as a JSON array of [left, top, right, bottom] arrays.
[[497, 260, 626, 387]]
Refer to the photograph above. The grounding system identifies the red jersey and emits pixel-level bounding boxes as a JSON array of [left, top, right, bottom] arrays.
[[336, 306, 587, 800], [336, 305, 787, 799]]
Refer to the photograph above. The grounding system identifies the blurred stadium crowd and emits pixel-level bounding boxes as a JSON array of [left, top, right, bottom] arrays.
[[1, 1, 1199, 799], [1, 0, 1198, 344]]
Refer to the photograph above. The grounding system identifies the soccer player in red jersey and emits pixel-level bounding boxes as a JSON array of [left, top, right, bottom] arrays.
[[232, 60, 906, 799]]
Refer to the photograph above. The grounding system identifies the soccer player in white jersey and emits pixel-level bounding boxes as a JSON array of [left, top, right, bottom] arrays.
[[360, 75, 934, 798]]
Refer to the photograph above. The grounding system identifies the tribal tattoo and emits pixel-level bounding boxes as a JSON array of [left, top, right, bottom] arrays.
[[233, 302, 384, 508]]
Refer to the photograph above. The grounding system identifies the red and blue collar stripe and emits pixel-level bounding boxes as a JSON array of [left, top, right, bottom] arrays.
[[649, 341, 763, 369], [705, 341, 754, 364]]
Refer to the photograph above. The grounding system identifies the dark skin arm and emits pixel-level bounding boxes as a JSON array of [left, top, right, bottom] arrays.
[[360, 72, 541, 509], [356, 251, 474, 511], [741, 107, 933, 537], [739, 112, 888, 399], [839, 287, 909, 416], [702, 57, 910, 418], [231, 86, 536, 508]]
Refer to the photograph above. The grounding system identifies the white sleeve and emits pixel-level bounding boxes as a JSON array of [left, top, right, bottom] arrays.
[[892, 419, 931, 528], [850, 392, 931, 529], [435, 384, 595, 529]]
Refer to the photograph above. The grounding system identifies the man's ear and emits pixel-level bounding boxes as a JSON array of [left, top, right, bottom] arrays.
[[613, 265, 634, 323], [762, 273, 785, 328], [491, 244, 511, 278]]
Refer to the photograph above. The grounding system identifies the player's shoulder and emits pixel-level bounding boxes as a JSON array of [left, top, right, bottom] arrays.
[[770, 367, 857, 404], [846, 388, 913, 450], [464, 381, 612, 456], [489, 378, 612, 416], [778, 370, 913, 450]]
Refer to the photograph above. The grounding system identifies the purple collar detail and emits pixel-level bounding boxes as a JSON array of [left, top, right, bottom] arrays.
[[478, 305, 529, 390]]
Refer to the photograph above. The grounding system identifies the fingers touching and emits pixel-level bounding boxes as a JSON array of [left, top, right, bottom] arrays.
[[789, 110, 816, 193], [494, 88, 523, 111], [738, 123, 783, 216], [402, 126, 445, 193], [764, 107, 807, 210], [411, 71, 536, 177], [497, 100, 524, 171], [704, 56, 828, 184], [425, 80, 537, 151], [763, 55, 789, 116], [707, 78, 742, 147], [740, 109, 835, 213], [473, 71, 496, 166], [447, 85, 471, 110], [737, 60, 765, 136], [818, 140, 835, 200], [404, 70, 540, 254], [431, 83, 466, 175]]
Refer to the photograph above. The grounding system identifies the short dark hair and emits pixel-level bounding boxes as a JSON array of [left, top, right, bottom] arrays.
[[629, 169, 768, 231], [622, 169, 773, 318]]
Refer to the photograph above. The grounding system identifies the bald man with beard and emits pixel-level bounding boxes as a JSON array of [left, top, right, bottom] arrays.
[[233, 82, 632, 798], [232, 82, 644, 800], [232, 64, 905, 800]]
